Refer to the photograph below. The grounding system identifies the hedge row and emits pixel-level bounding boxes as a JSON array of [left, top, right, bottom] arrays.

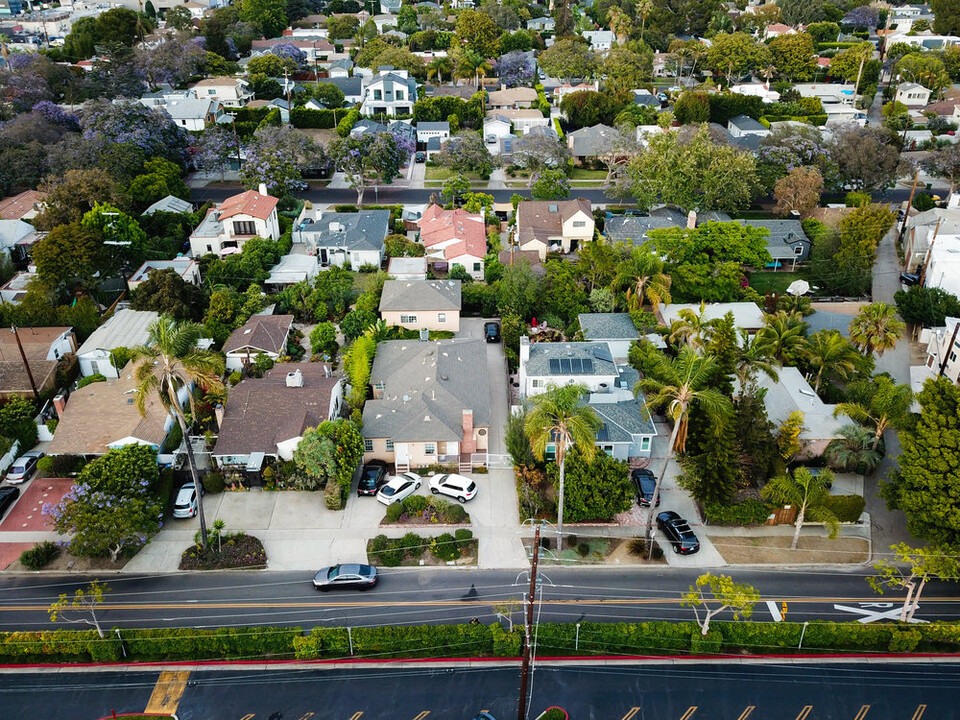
[[3, 621, 960, 664], [291, 107, 339, 129]]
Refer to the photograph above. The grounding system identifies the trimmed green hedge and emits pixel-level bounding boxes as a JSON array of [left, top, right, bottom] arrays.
[[702, 499, 772, 525], [824, 494, 866, 523], [291, 107, 339, 129]]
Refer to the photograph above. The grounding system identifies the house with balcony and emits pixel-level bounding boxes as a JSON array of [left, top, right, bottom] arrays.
[[379, 279, 461, 332], [361, 338, 490, 472], [190, 76, 254, 106], [294, 209, 389, 270], [487, 86, 538, 111], [417, 204, 487, 280], [514, 198, 594, 259], [360, 67, 417, 117], [188, 187, 280, 257], [517, 337, 657, 459]]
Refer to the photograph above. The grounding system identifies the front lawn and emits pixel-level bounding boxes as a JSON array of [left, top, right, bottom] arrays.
[[748, 270, 809, 296], [569, 168, 607, 180], [424, 165, 483, 182]]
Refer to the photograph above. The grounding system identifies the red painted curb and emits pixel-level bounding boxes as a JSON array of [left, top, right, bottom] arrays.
[[2, 652, 959, 669]]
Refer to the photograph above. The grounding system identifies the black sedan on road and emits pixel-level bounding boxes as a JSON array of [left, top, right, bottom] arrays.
[[313, 563, 378, 591], [656, 511, 700, 555]]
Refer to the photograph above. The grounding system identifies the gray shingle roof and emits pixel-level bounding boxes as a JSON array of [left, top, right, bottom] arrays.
[[524, 341, 617, 378], [604, 215, 681, 243], [362, 339, 490, 442], [301, 210, 390, 253], [578, 313, 640, 341], [142, 195, 193, 216], [593, 397, 656, 441], [417, 121, 450, 132], [379, 280, 462, 313], [728, 114, 768, 132], [326, 76, 363, 96], [735, 219, 811, 261], [76, 309, 159, 356]]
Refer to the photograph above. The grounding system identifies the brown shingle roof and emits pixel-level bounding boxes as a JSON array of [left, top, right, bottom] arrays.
[[223, 315, 294, 355], [516, 198, 591, 247], [212, 363, 341, 456]]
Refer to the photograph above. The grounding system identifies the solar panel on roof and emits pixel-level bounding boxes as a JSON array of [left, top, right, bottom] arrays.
[[549, 358, 560, 373], [560, 358, 571, 373], [570, 358, 582, 374], [582, 358, 594, 374]]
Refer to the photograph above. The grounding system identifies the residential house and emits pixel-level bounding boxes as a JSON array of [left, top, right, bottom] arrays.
[[736, 219, 812, 268], [141, 195, 193, 216], [379, 0, 402, 13], [487, 86, 538, 111], [730, 82, 781, 103], [751, 367, 846, 458], [901, 196, 960, 273], [884, 31, 960, 51], [659, 302, 766, 335], [632, 89, 660, 107], [0, 219, 39, 262], [416, 121, 450, 147], [190, 76, 254, 106], [494, 109, 549, 135], [265, 253, 320, 287], [379, 279, 462, 331], [76, 309, 159, 378], [764, 22, 795, 38], [604, 208, 689, 244], [914, 318, 960, 395], [222, 314, 294, 372], [578, 313, 639, 361], [128, 258, 201, 291], [517, 337, 657, 458], [372, 13, 398, 32], [565, 124, 617, 164], [417, 205, 487, 280], [350, 118, 388, 137], [791, 83, 855, 105], [896, 82, 932, 107], [188, 187, 280, 257], [482, 115, 514, 155], [360, 67, 417, 116], [387, 256, 427, 280], [727, 114, 770, 139], [0, 270, 37, 305], [0, 327, 76, 401], [581, 30, 614, 52], [555, 81, 599, 104], [0, 190, 44, 221], [47, 362, 181, 457], [324, 76, 365, 105], [526, 16, 554, 31], [212, 363, 344, 469], [514, 198, 594, 259], [327, 58, 353, 78], [361, 338, 491, 472], [295, 210, 389, 270], [161, 97, 223, 131]]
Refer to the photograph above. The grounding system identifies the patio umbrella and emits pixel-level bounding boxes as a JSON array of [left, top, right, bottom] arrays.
[[786, 279, 810, 296]]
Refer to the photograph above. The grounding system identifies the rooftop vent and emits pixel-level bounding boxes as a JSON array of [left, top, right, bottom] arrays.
[[286, 369, 303, 388], [329, 222, 344, 233], [548, 204, 558, 213]]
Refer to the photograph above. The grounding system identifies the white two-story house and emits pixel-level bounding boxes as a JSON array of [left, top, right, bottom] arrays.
[[360, 67, 418, 117], [190, 76, 254, 107], [189, 186, 280, 257]]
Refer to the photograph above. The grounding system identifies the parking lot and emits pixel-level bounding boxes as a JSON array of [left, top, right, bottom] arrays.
[[0, 477, 73, 532]]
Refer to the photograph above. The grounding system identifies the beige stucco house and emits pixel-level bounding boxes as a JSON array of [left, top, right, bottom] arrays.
[[514, 198, 594, 259], [379, 279, 462, 332]]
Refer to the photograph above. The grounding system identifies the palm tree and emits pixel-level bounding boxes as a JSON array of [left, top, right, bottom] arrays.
[[834, 376, 914, 450], [614, 245, 672, 314], [668, 303, 712, 351], [525, 384, 602, 536], [848, 302, 906, 357], [427, 56, 454, 86], [761, 467, 840, 550], [636, 347, 733, 552], [756, 311, 809, 365], [824, 424, 883, 474], [456, 50, 493, 90], [804, 330, 860, 393], [636, 0, 653, 41], [608, 6, 634, 45], [131, 316, 225, 550], [734, 329, 780, 390]]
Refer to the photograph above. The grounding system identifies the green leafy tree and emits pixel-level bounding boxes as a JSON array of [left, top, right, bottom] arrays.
[[525, 384, 602, 534], [344, 335, 376, 409], [829, 126, 903, 192], [706, 31, 770, 84], [681, 573, 760, 636], [240, 0, 287, 38], [869, 543, 960, 623], [434, 131, 494, 177], [126, 158, 189, 211], [496, 257, 540, 320], [293, 419, 364, 493], [895, 286, 960, 328], [601, 42, 654, 93], [30, 223, 104, 298], [776, 410, 806, 463], [341, 308, 377, 341], [546, 447, 633, 522], [824, 423, 882, 474], [769, 32, 817, 80], [130, 268, 208, 322], [933, 0, 960, 35], [531, 169, 571, 200], [454, 9, 501, 58], [131, 317, 225, 550], [896, 53, 951, 98], [921, 143, 960, 196], [537, 37, 597, 82], [506, 404, 536, 468], [835, 376, 913, 450], [442, 174, 472, 206], [309, 322, 338, 358], [848, 302, 905, 357], [0, 396, 38, 450], [48, 580, 110, 638], [774, 166, 823, 218], [761, 466, 839, 550]]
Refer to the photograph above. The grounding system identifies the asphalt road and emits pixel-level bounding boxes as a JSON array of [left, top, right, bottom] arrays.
[[2, 662, 957, 720], [1, 568, 957, 631]]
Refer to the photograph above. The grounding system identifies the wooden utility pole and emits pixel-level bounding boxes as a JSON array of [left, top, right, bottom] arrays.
[[11, 327, 39, 401], [900, 168, 921, 238], [516, 523, 541, 720]]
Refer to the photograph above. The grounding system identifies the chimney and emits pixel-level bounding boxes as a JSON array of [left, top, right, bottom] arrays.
[[52, 393, 66, 418], [949, 192, 960, 210], [286, 369, 304, 387], [462, 409, 473, 434], [500, 83, 506, 91], [687, 210, 697, 229], [258, 183, 268, 196], [214, 403, 225, 429], [519, 335, 531, 364]]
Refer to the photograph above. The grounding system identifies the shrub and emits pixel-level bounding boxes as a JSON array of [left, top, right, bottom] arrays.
[[324, 479, 345, 510], [402, 494, 429, 514], [37, 456, 53, 472], [49, 454, 83, 476], [400, 531, 426, 558], [431, 532, 460, 561], [538, 709, 568, 720], [201, 472, 225, 494], [823, 494, 866, 522], [454, 528, 473, 548], [161, 421, 183, 453], [229, 371, 243, 386], [443, 502, 468, 524], [690, 629, 723, 654], [77, 374, 106, 388], [845, 191, 872, 207], [45, 418, 58, 434], [19, 540, 61, 569], [576, 542, 590, 557], [701, 499, 772, 525], [385, 502, 404, 522]]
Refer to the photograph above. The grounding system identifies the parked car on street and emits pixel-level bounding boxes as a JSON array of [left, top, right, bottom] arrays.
[[313, 563, 378, 591], [358, 460, 388, 496], [656, 510, 700, 555], [0, 486, 20, 522], [900, 272, 921, 286], [631, 468, 660, 508], [5, 451, 44, 484], [376, 472, 422, 505], [429, 473, 477, 503], [415, 151, 426, 163], [173, 481, 200, 518], [484, 321, 501, 343]]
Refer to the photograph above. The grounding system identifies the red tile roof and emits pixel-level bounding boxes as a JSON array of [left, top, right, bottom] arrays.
[[417, 205, 487, 260], [218, 190, 278, 221], [0, 190, 45, 220]]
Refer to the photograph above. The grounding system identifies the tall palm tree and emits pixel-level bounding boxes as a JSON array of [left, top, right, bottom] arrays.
[[756, 311, 809, 365], [804, 330, 860, 393], [636, 347, 733, 551], [668, 303, 712, 351], [131, 316, 226, 550], [761, 467, 840, 550], [608, 6, 634, 45], [525, 384, 602, 536], [614, 245, 672, 314], [834, 376, 913, 450], [848, 302, 906, 357], [456, 50, 493, 90], [427, 56, 454, 85], [734, 329, 780, 390]]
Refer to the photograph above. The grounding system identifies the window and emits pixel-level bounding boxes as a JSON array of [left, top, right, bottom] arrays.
[[438, 313, 446, 323], [374, 89, 382, 100], [374, 381, 385, 392], [794, 245, 804, 255], [208, 89, 215, 95], [532, 379, 543, 388], [473, 262, 481, 272], [640, 437, 651, 452], [364, 440, 373, 452], [386, 439, 394, 451], [424, 443, 436, 455], [952, 352, 957, 363], [573, 221, 586, 228], [233, 220, 256, 236], [396, 90, 404, 100], [602, 444, 614, 456], [400, 314, 418, 323]]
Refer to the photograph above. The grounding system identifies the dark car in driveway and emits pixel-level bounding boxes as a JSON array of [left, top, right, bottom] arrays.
[[900, 272, 921, 286], [656, 510, 700, 555], [358, 460, 388, 496], [313, 563, 378, 591], [0, 486, 21, 523], [484, 321, 501, 343], [631, 468, 660, 507]]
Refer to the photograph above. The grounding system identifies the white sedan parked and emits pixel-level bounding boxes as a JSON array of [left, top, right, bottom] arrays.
[[429, 473, 477, 503], [376, 472, 422, 505]]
